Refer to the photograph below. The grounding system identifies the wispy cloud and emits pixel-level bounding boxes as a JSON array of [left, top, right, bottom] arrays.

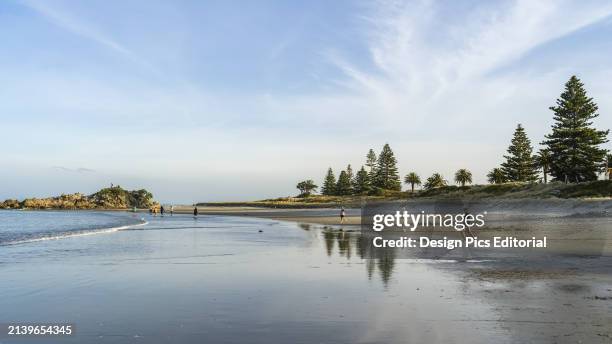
[[321, 0, 612, 133], [53, 166, 95, 173], [3, 0, 612, 201], [20, 0, 157, 72]]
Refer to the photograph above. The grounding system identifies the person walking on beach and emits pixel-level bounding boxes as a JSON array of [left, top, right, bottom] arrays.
[[340, 207, 346, 224], [170, 205, 174, 216], [160, 205, 165, 217], [193, 206, 198, 218], [462, 208, 475, 238]]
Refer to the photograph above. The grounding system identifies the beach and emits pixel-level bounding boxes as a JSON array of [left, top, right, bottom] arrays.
[[1, 208, 611, 343], [172, 206, 362, 225]]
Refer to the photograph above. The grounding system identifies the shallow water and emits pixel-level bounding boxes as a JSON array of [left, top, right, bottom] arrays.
[[0, 211, 143, 245], [0, 211, 610, 343]]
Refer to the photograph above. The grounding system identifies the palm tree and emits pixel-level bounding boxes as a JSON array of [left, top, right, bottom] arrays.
[[535, 149, 551, 184], [404, 172, 421, 192], [423, 173, 447, 190], [454, 169, 472, 187], [487, 168, 506, 184]]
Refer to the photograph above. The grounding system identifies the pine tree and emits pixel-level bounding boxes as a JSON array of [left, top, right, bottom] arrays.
[[336, 170, 352, 195], [542, 76, 609, 182], [501, 124, 539, 182], [365, 149, 377, 182], [353, 166, 370, 194], [374, 144, 401, 190], [345, 164, 354, 194], [322, 168, 337, 195]]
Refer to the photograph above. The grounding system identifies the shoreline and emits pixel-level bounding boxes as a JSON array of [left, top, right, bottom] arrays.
[[171, 206, 361, 225]]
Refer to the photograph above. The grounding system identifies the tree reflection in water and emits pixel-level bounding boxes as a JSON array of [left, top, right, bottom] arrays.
[[320, 228, 396, 287]]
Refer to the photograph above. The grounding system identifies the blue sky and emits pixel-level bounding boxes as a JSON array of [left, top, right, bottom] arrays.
[[1, 0, 612, 203]]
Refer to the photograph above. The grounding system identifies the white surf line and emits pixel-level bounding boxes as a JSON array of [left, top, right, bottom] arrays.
[[1, 220, 148, 246]]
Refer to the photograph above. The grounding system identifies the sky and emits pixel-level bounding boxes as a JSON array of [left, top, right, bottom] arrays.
[[1, 0, 612, 203]]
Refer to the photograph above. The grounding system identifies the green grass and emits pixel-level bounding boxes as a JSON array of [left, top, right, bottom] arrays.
[[557, 180, 612, 198], [198, 180, 612, 209]]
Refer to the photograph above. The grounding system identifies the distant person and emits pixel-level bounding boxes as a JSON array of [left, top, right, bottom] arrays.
[[462, 208, 474, 238], [193, 206, 198, 217], [160, 205, 165, 216], [340, 207, 346, 224], [170, 205, 174, 216]]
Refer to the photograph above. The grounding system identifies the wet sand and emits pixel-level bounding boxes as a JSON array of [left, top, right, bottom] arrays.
[[171, 204, 612, 255], [1, 210, 611, 343], [172, 206, 362, 225]]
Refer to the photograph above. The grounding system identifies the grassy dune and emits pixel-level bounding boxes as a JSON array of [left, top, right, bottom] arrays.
[[199, 180, 612, 209]]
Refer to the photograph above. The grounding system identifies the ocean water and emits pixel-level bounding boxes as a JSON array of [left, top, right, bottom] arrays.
[[0, 210, 610, 343], [0, 211, 145, 246]]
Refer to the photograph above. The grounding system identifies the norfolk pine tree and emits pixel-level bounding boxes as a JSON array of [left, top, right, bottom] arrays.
[[336, 170, 352, 195], [542, 76, 609, 182], [322, 168, 337, 195], [501, 124, 539, 182], [374, 144, 401, 190], [366, 149, 377, 183], [353, 166, 370, 194]]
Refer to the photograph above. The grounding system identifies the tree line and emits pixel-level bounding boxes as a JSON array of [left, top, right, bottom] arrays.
[[296, 76, 609, 196], [488, 76, 609, 184]]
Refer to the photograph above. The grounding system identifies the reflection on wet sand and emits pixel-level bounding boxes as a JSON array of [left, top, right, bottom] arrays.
[[0, 212, 609, 344], [305, 218, 612, 343], [318, 228, 397, 286]]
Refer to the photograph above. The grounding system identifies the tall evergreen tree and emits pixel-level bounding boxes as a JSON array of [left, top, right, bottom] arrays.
[[345, 164, 354, 194], [542, 76, 609, 182], [336, 170, 352, 195], [353, 166, 370, 194], [365, 149, 377, 182], [501, 124, 539, 182], [374, 144, 401, 190], [322, 168, 337, 195]]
